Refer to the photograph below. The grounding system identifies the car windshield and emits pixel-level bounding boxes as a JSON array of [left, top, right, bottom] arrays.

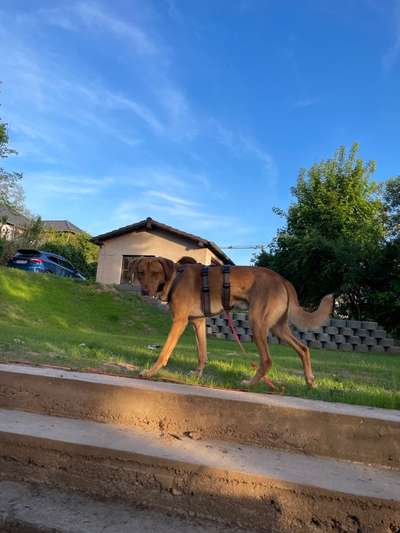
[[15, 250, 41, 257]]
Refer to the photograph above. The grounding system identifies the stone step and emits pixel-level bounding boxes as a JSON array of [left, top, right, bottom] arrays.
[[0, 408, 399, 532], [0, 364, 399, 468]]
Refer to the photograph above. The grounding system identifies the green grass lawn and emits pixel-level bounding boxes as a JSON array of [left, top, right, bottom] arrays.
[[0, 266, 399, 409]]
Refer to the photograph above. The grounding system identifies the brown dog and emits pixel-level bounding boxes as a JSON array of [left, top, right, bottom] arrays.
[[129, 257, 333, 388]]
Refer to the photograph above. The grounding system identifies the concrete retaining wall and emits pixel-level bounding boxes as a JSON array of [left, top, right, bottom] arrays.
[[207, 315, 400, 353]]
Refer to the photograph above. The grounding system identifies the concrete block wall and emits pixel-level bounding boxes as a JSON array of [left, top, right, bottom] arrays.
[[206, 314, 400, 354]]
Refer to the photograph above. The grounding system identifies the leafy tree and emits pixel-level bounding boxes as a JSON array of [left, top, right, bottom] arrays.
[[384, 176, 400, 238], [360, 237, 400, 337], [0, 100, 24, 212], [0, 91, 43, 263], [255, 144, 386, 318]]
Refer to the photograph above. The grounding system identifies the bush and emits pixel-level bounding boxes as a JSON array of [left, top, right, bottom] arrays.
[[40, 231, 98, 280], [0, 217, 43, 265]]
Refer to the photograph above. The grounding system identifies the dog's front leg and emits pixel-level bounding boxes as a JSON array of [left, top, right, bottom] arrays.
[[140, 317, 188, 377], [190, 317, 208, 377]]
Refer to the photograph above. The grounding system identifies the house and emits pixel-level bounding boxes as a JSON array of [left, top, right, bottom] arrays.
[[42, 220, 84, 235], [0, 207, 29, 240], [91, 217, 234, 284]]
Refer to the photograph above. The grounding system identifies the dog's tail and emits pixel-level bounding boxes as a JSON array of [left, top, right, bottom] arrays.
[[284, 280, 333, 330]]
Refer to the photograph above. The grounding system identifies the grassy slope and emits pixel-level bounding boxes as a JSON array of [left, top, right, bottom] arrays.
[[0, 266, 399, 409]]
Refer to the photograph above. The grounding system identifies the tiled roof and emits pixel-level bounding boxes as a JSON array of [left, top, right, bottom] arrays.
[[91, 217, 234, 265], [0, 207, 30, 228], [42, 220, 84, 234]]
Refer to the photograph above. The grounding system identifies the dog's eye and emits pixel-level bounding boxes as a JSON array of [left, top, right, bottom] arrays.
[[138, 271, 144, 275]]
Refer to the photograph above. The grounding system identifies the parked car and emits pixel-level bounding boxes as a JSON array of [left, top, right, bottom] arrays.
[[7, 249, 86, 280]]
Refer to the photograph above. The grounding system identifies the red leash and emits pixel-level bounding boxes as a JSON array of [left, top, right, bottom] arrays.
[[226, 311, 277, 392], [226, 312, 248, 356]]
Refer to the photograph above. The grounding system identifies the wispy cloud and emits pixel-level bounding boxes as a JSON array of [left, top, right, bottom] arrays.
[[34, 2, 160, 56], [146, 190, 199, 206], [207, 119, 278, 187], [292, 97, 320, 108], [165, 0, 184, 23], [382, 0, 400, 71], [0, 3, 191, 149], [106, 167, 242, 232], [24, 172, 114, 199], [0, 28, 142, 155], [105, 93, 165, 135], [112, 194, 240, 233], [1, 1, 275, 251]]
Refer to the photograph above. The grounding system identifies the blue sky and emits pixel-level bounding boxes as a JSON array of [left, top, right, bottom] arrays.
[[1, 0, 399, 264]]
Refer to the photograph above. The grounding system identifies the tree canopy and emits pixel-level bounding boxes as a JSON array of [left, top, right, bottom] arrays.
[[0, 103, 24, 212], [255, 143, 399, 336]]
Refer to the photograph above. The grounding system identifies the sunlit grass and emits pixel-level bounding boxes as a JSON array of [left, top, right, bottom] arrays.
[[0, 266, 399, 409]]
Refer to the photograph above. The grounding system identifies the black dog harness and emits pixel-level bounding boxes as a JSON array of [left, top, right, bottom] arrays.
[[167, 264, 247, 355], [167, 264, 232, 317], [201, 265, 232, 317]]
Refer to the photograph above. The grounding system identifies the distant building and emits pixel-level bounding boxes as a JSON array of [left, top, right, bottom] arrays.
[[0, 207, 29, 240], [91, 217, 233, 284], [42, 220, 84, 235]]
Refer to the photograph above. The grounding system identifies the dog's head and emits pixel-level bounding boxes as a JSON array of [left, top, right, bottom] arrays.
[[128, 256, 175, 298]]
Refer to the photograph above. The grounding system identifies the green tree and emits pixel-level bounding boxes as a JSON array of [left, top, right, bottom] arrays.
[[0, 91, 43, 263], [360, 237, 400, 337], [384, 176, 400, 238], [255, 143, 386, 318], [0, 101, 24, 212]]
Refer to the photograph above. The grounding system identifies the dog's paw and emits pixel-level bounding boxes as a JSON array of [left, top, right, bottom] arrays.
[[188, 369, 203, 378], [140, 369, 153, 378]]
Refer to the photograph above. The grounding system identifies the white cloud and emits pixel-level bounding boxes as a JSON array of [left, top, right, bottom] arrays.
[[1, 1, 276, 246], [292, 97, 320, 108], [146, 190, 199, 206], [23, 172, 114, 201], [105, 93, 165, 135], [77, 2, 158, 54], [35, 2, 160, 56], [207, 119, 278, 188], [112, 195, 239, 232]]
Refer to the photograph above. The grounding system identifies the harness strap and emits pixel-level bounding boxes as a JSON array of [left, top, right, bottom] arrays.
[[201, 266, 212, 317], [166, 266, 185, 303], [222, 265, 231, 312]]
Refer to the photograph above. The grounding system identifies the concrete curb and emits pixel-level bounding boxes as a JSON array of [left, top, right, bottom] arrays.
[[1, 409, 399, 533], [0, 364, 399, 467]]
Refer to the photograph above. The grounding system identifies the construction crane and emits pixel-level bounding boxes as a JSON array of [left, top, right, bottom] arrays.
[[221, 244, 266, 250]]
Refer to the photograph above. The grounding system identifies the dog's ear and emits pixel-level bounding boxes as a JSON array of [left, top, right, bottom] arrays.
[[177, 256, 197, 265], [127, 256, 143, 283], [157, 257, 175, 283]]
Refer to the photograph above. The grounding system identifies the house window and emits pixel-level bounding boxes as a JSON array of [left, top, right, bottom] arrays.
[[120, 255, 154, 284]]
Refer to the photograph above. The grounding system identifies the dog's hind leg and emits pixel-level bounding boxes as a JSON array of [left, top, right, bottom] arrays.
[[241, 315, 273, 387], [272, 319, 315, 388], [140, 317, 188, 377], [191, 318, 208, 377]]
